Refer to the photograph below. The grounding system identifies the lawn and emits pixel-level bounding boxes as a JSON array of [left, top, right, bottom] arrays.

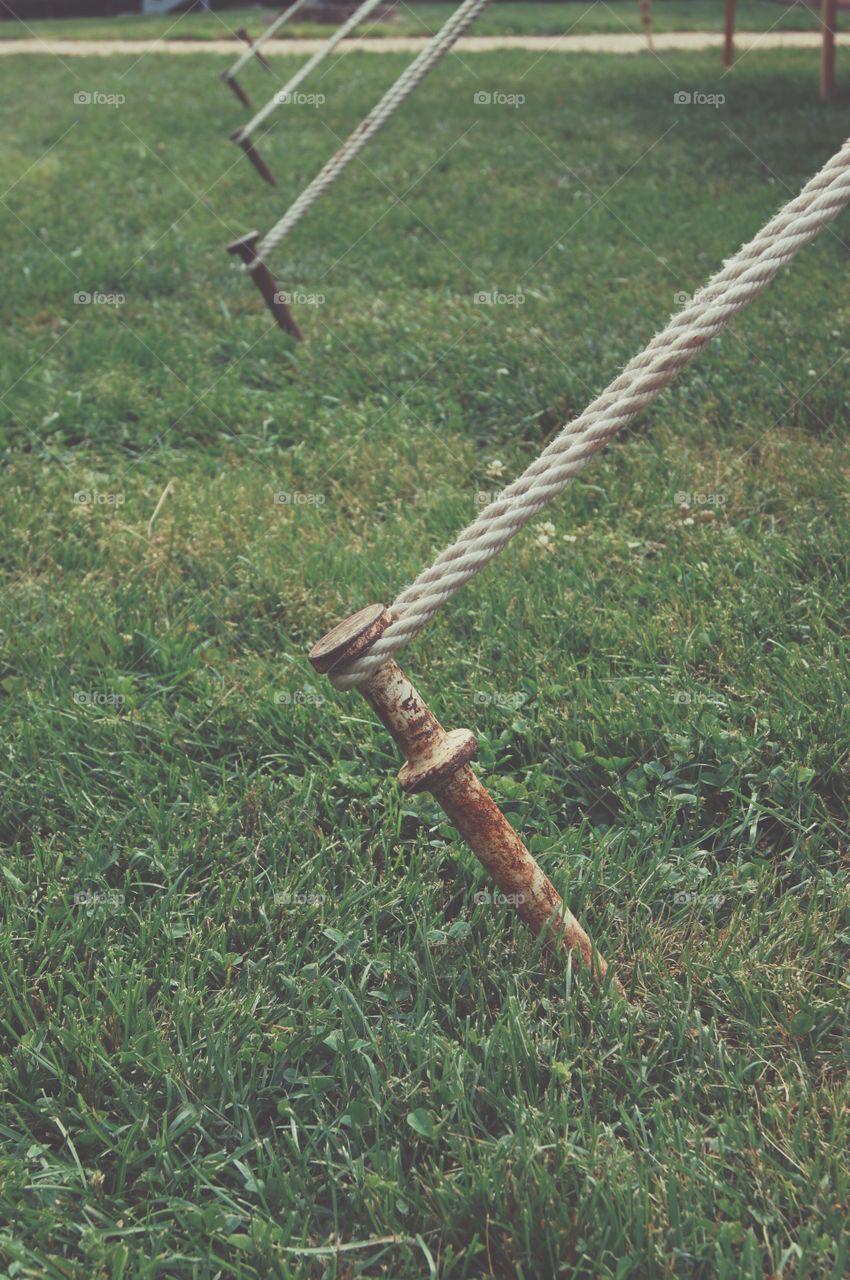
[[1, 36, 849, 1280], [0, 0, 839, 42]]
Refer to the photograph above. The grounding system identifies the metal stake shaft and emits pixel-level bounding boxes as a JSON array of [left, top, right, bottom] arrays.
[[230, 129, 277, 186], [236, 26, 272, 71], [638, 0, 653, 51], [226, 231, 305, 341], [223, 72, 252, 108], [723, 0, 736, 68], [821, 0, 837, 100], [309, 604, 623, 994]]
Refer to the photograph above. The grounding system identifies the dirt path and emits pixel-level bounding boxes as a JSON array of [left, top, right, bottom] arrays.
[[1, 31, 848, 56]]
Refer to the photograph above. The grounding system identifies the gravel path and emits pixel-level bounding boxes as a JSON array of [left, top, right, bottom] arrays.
[[1, 30, 847, 56]]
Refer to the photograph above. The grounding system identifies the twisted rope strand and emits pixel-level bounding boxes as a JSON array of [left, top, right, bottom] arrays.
[[331, 137, 850, 688], [253, 0, 492, 265]]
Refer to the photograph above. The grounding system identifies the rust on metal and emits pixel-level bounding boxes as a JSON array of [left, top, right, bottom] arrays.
[[722, 0, 735, 68], [637, 0, 653, 50], [398, 727, 477, 794], [236, 26, 273, 71], [309, 604, 623, 994], [231, 129, 277, 186], [820, 0, 837, 99], [223, 73, 252, 108], [226, 231, 305, 341]]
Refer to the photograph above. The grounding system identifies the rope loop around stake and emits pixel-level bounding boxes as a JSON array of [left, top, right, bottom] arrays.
[[329, 135, 850, 689]]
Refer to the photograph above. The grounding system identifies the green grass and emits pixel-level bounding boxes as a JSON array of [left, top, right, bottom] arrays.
[[0, 0, 838, 42], [2, 39, 850, 1280]]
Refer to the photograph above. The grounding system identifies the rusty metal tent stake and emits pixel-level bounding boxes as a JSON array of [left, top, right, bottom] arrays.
[[221, 25, 273, 104], [223, 72, 252, 108], [821, 0, 837, 100], [226, 231, 304, 341], [723, 0, 735, 69], [237, 26, 273, 72], [230, 128, 277, 186], [309, 605, 623, 995], [637, 0, 653, 51]]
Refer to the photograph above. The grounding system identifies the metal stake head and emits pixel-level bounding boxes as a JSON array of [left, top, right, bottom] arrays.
[[227, 230, 263, 262], [309, 604, 392, 674]]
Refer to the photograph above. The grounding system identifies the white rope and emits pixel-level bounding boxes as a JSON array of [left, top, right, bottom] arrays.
[[237, 0, 389, 142], [253, 0, 492, 266], [225, 0, 312, 83], [332, 136, 850, 689]]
